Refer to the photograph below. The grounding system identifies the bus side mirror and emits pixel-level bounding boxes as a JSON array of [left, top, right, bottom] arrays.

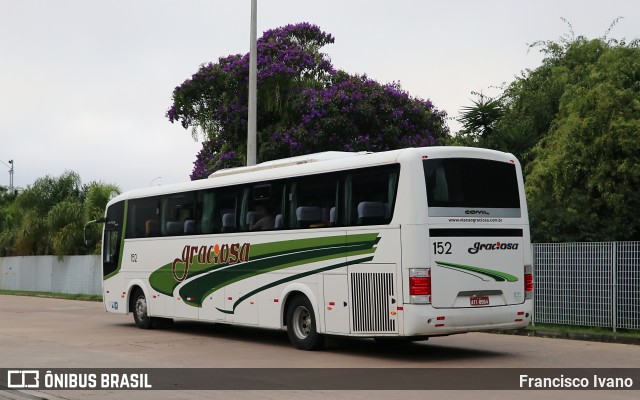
[[84, 226, 94, 248], [84, 218, 106, 248]]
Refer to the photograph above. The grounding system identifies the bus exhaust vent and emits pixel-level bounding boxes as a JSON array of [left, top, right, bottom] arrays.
[[350, 272, 396, 333]]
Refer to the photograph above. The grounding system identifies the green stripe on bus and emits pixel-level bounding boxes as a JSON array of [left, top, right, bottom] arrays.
[[217, 256, 375, 314], [149, 233, 380, 297], [435, 261, 519, 282], [151, 239, 377, 296], [179, 241, 378, 306], [249, 233, 377, 257]]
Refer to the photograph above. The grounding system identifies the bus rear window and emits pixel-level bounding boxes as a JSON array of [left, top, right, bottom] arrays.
[[423, 158, 520, 209]]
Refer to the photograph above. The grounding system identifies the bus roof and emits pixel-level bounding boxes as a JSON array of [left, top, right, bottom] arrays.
[[108, 146, 516, 206], [208, 151, 369, 178]]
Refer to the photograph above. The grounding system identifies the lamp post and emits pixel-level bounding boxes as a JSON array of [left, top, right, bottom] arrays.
[[0, 159, 13, 192], [246, 0, 257, 166]]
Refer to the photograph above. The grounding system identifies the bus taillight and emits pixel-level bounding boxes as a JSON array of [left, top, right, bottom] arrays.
[[524, 264, 533, 300], [410, 268, 431, 304]]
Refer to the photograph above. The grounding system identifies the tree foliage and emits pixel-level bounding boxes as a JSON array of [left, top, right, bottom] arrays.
[[451, 91, 504, 146], [526, 38, 640, 242], [451, 24, 640, 242], [0, 172, 120, 258], [167, 23, 449, 179]]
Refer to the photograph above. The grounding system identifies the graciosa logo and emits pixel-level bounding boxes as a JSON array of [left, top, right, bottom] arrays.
[[468, 241, 518, 254], [172, 243, 251, 281]]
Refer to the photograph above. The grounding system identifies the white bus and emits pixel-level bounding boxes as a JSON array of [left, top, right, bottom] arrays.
[[87, 146, 533, 350]]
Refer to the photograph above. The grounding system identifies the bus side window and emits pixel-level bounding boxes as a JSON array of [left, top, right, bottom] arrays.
[[345, 165, 399, 226], [127, 197, 161, 238], [241, 182, 284, 232], [104, 231, 119, 263], [433, 164, 449, 202], [216, 188, 238, 233], [290, 174, 338, 229], [160, 192, 195, 236], [197, 191, 216, 234], [274, 182, 287, 229]]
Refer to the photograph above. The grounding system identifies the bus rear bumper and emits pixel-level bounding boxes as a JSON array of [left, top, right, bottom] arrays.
[[402, 300, 533, 336]]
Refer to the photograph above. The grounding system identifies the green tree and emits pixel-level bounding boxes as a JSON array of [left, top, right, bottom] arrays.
[[82, 182, 121, 255], [526, 39, 640, 242], [495, 36, 614, 168], [48, 199, 85, 257], [453, 27, 619, 168], [449, 92, 504, 147], [9, 171, 82, 255], [0, 186, 18, 255], [459, 92, 504, 140], [0, 172, 120, 257], [451, 23, 640, 242]]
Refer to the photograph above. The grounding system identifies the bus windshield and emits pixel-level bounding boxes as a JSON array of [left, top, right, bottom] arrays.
[[423, 158, 520, 213]]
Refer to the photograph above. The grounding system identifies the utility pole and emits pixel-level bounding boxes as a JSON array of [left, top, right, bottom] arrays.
[[8, 160, 13, 192], [246, 0, 258, 166], [0, 159, 12, 192]]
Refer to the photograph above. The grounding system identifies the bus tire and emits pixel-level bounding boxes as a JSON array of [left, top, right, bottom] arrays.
[[132, 289, 153, 329], [285, 295, 324, 350]]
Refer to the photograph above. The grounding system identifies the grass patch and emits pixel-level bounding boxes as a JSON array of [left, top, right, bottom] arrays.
[[0, 289, 102, 302], [527, 323, 640, 338], [494, 323, 640, 344]]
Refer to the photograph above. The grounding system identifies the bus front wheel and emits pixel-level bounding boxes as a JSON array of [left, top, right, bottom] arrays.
[[285, 295, 324, 350], [132, 289, 153, 329]]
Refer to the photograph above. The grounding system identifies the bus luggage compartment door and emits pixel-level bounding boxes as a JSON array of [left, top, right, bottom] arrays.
[[323, 274, 350, 334]]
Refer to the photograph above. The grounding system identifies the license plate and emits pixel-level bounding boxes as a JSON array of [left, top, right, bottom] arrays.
[[470, 296, 490, 306]]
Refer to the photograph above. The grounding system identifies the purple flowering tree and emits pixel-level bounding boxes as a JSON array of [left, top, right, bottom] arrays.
[[167, 23, 448, 179]]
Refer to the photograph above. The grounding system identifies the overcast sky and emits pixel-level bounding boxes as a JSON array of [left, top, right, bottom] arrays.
[[1, 0, 638, 192]]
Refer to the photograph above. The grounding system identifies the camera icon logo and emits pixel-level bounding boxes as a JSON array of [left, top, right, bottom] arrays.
[[7, 370, 40, 389]]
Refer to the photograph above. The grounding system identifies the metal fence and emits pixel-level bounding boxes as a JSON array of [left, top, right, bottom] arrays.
[[532, 242, 640, 331]]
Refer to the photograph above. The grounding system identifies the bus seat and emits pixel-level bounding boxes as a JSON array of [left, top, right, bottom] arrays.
[[322, 207, 330, 224], [329, 207, 336, 226], [184, 219, 195, 234], [296, 206, 322, 228], [246, 211, 262, 226], [357, 201, 386, 225], [145, 220, 159, 237], [221, 213, 236, 232], [274, 214, 283, 229], [166, 221, 183, 236]]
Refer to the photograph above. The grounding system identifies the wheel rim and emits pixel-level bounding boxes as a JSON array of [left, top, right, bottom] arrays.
[[292, 305, 311, 339], [135, 296, 147, 321]]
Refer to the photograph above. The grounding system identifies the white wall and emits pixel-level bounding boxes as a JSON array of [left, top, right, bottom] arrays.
[[0, 256, 101, 295]]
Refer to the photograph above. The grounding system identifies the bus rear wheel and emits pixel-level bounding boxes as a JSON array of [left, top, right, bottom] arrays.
[[132, 289, 153, 329], [285, 295, 323, 350]]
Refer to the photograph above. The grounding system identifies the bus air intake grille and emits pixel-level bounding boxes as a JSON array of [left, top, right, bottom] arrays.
[[350, 272, 396, 333]]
